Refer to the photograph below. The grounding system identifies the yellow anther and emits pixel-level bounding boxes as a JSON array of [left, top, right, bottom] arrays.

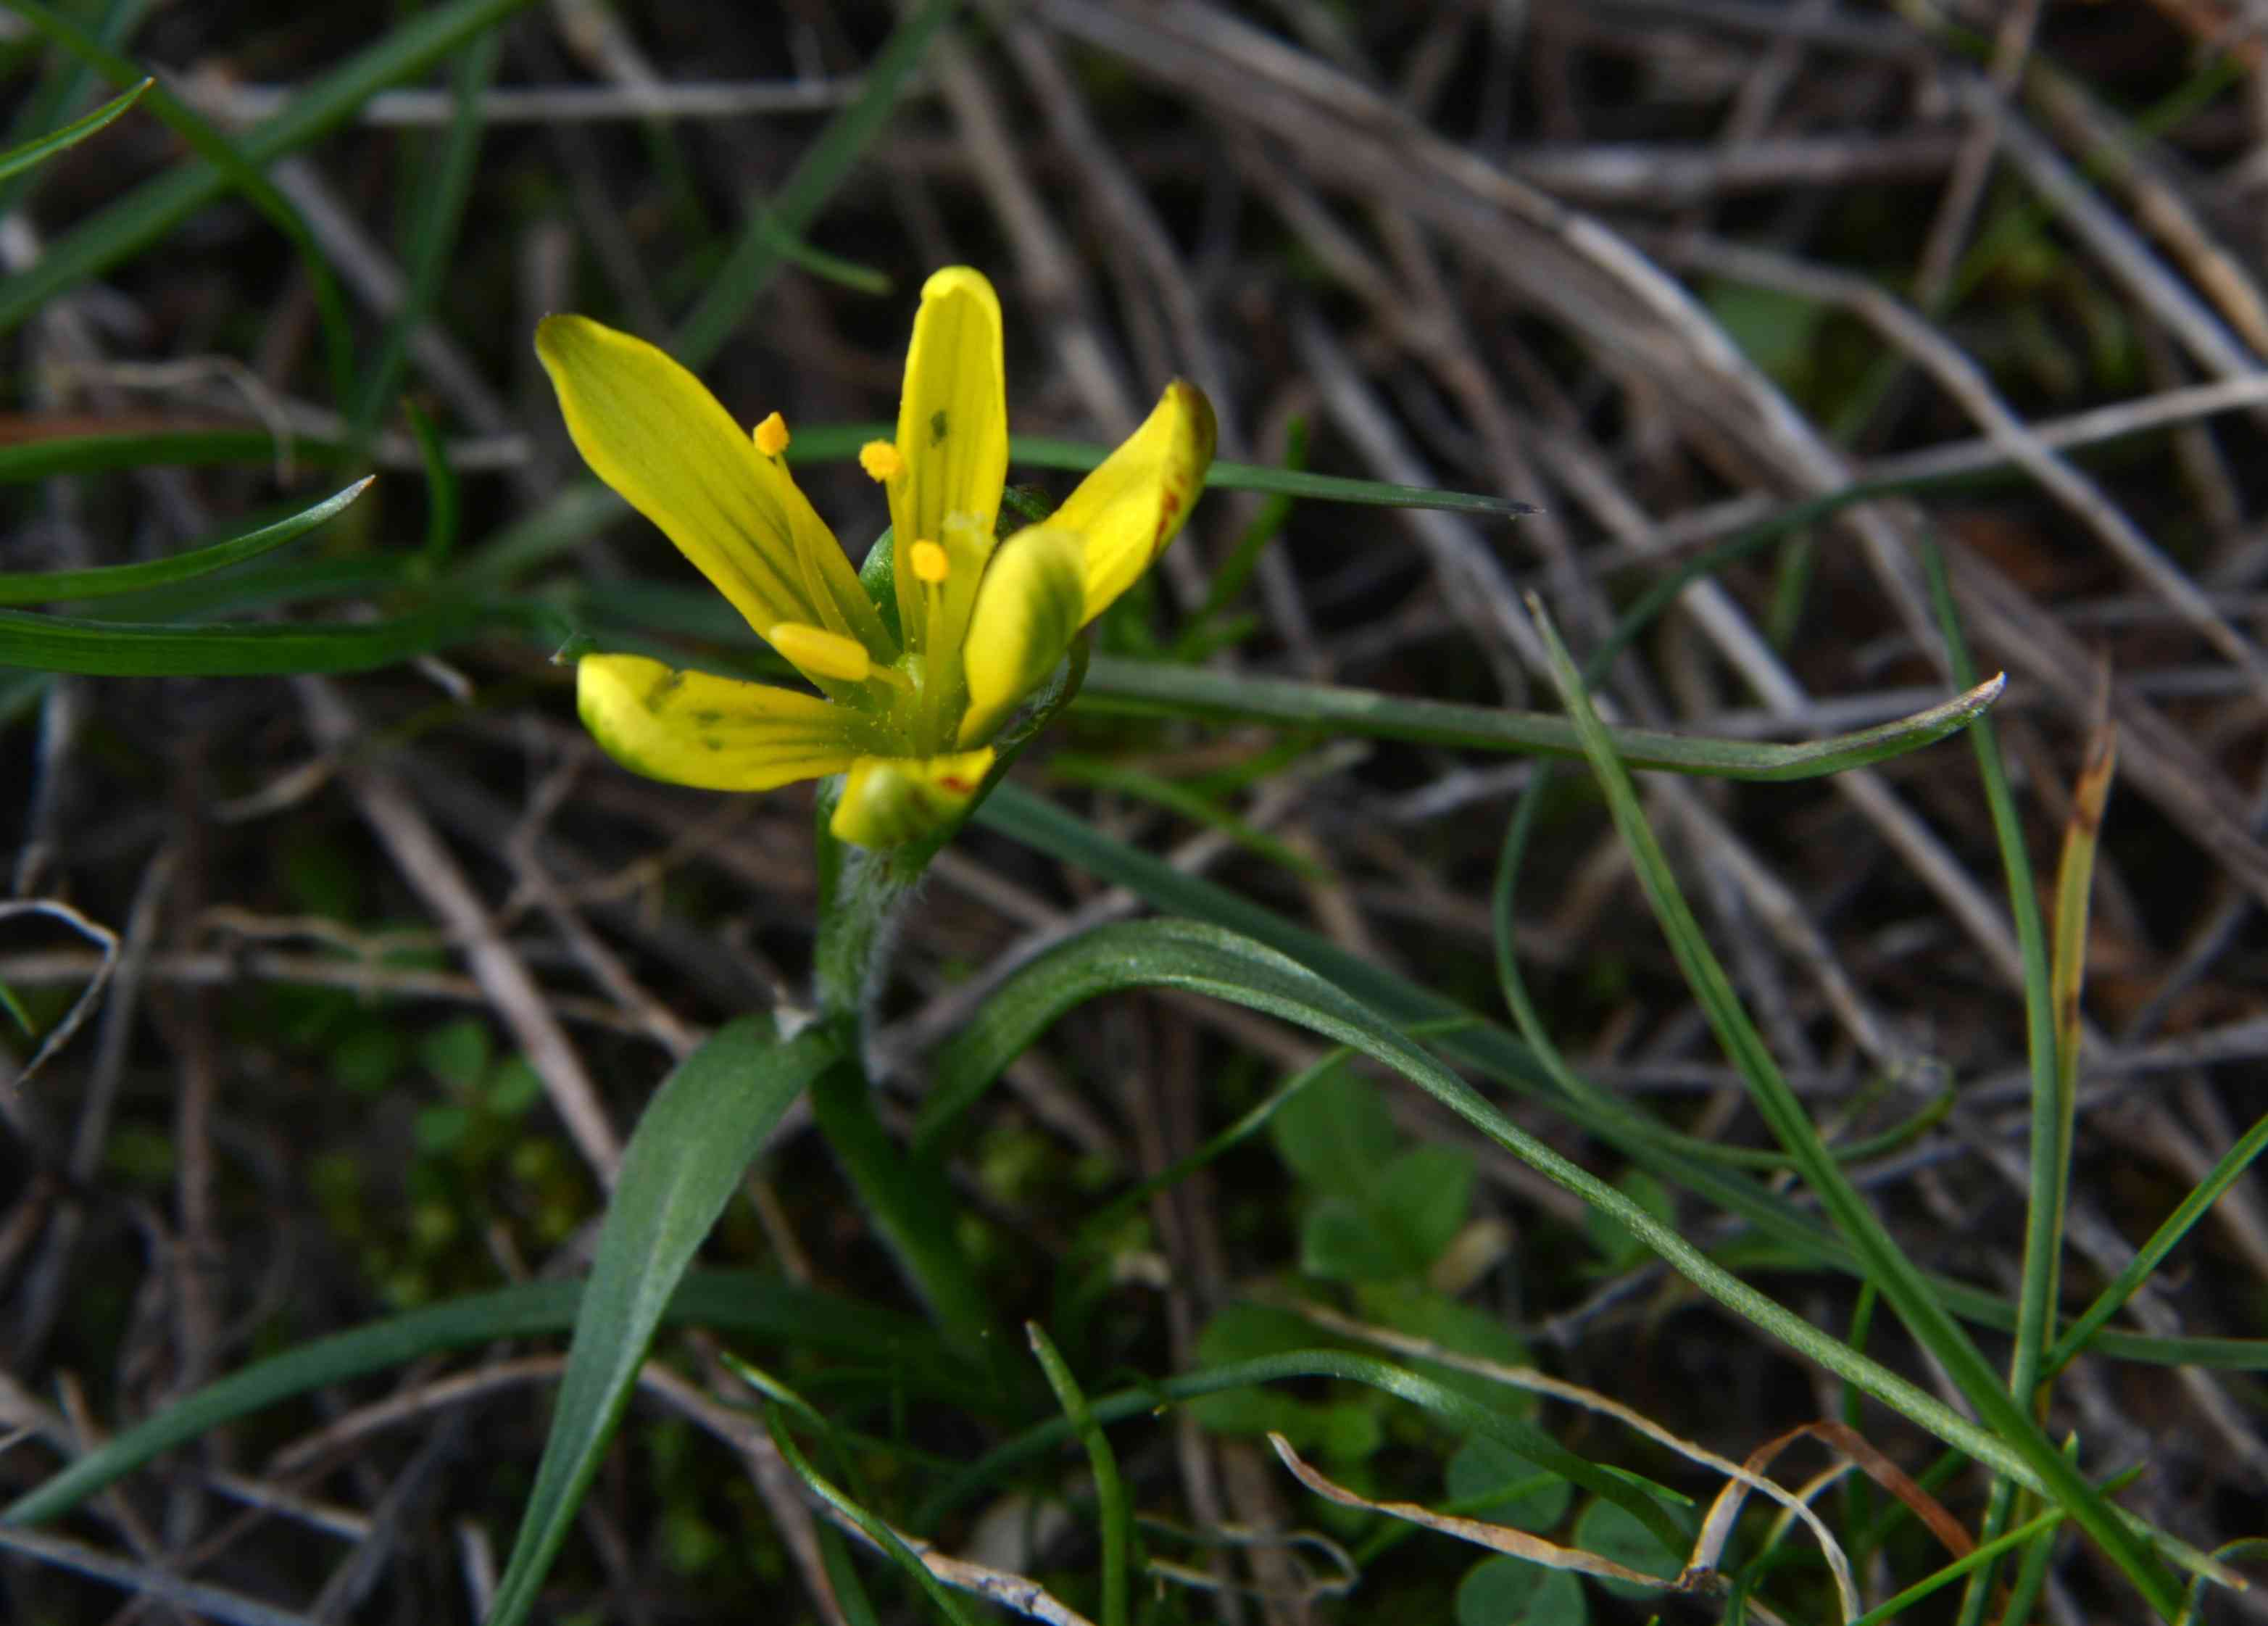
[[908, 539, 950, 584], [768, 622, 872, 682], [752, 411, 790, 457], [858, 439, 904, 482]]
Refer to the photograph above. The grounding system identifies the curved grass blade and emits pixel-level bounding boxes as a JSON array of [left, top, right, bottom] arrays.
[[0, 478, 372, 607], [920, 915, 2227, 1595], [404, 401, 460, 571], [484, 1016, 841, 1626], [0, 0, 152, 225], [763, 1406, 979, 1626], [1026, 1322, 1132, 1626], [4, 0, 363, 405], [4, 1271, 974, 1528], [1076, 656, 2005, 781], [0, 74, 149, 186], [0, 0, 535, 341], [1522, 600, 2180, 1617], [974, 784, 2268, 1372]]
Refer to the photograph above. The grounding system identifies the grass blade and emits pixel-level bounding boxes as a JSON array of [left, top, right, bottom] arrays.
[[975, 783, 2268, 1371], [0, 478, 371, 606], [482, 1016, 841, 1626], [673, 0, 962, 368], [5, 1272, 976, 1528], [4, 0, 365, 405], [346, 24, 502, 439], [919, 914, 2227, 1594], [1521, 597, 2180, 1617], [0, 73, 149, 185], [1076, 656, 2004, 781], [0, 601, 496, 676], [762, 1406, 979, 1626], [1026, 1322, 1132, 1626], [0, 0, 536, 340]]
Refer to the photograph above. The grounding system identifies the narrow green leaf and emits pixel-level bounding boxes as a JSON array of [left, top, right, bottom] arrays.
[[0, 600, 494, 676], [922, 916, 2224, 1596], [763, 1406, 979, 1626], [3, 0, 364, 404], [4, 1271, 973, 1527], [1026, 1323, 1132, 1626], [0, 74, 149, 185], [1524, 601, 2179, 1617], [2045, 1109, 2268, 1377], [0, 478, 371, 606], [973, 784, 2268, 1372], [0, 0, 537, 340], [1075, 657, 2006, 781], [404, 401, 459, 570], [1914, 540, 2081, 1626], [483, 1016, 841, 1626]]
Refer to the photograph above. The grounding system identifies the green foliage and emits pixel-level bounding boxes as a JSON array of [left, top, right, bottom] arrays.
[[5, 10, 2261, 1623]]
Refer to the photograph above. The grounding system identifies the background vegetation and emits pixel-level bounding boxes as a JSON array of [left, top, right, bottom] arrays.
[[0, 1, 2263, 1623]]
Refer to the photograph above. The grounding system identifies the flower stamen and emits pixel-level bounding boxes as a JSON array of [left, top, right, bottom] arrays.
[[752, 412, 790, 458], [859, 440, 904, 482], [908, 539, 950, 584]]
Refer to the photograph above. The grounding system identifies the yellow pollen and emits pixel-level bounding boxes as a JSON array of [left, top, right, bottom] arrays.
[[858, 440, 904, 482], [908, 539, 950, 584], [768, 622, 871, 682], [752, 412, 790, 457]]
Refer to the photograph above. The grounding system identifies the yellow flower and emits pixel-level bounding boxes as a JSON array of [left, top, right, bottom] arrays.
[[536, 267, 1216, 847]]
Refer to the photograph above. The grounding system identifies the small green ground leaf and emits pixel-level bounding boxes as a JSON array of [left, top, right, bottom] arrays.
[[1301, 1199, 1408, 1282], [1458, 1554, 1589, 1626], [1573, 1498, 1681, 1601], [484, 1016, 840, 1626], [1448, 1438, 1571, 1533]]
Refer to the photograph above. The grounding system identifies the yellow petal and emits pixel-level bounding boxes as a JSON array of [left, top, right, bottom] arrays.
[[576, 652, 868, 792], [889, 268, 1008, 644], [1052, 379, 1216, 624], [959, 526, 1086, 745], [828, 748, 996, 848], [536, 315, 892, 661]]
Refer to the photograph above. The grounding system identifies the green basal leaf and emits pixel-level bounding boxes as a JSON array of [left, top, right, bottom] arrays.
[[484, 1016, 841, 1626]]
